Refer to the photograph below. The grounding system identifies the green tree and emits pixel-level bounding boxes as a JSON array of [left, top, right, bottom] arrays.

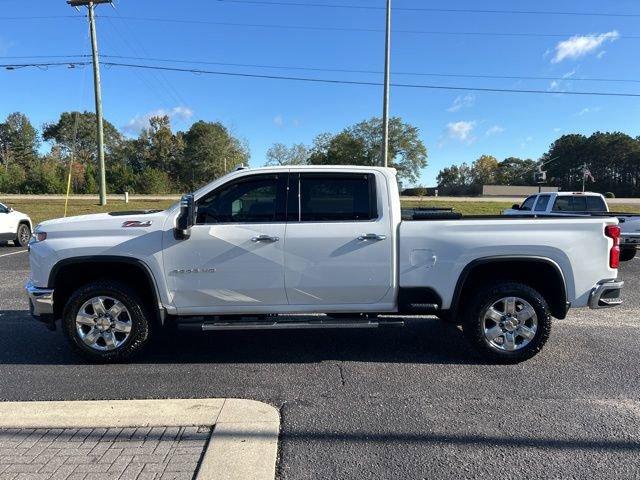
[[0, 112, 40, 170], [136, 168, 172, 194], [0, 164, 27, 193], [496, 157, 538, 185], [308, 117, 428, 183], [106, 162, 138, 194], [43, 111, 122, 164], [137, 115, 184, 177], [543, 134, 588, 191], [83, 163, 99, 194], [436, 163, 474, 195], [265, 143, 308, 165], [24, 160, 66, 194], [182, 121, 249, 190], [471, 155, 499, 186]]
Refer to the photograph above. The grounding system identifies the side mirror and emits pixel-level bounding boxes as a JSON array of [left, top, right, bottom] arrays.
[[511, 204, 520, 210], [175, 194, 195, 240]]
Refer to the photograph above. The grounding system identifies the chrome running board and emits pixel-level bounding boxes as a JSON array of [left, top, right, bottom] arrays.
[[199, 319, 404, 331]]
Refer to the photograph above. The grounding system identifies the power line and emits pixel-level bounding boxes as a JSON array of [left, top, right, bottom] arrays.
[[10, 59, 640, 96], [0, 15, 80, 20], [0, 61, 90, 70], [96, 61, 640, 97], [97, 15, 640, 40], [4, 14, 640, 41], [6, 54, 640, 85], [215, 0, 640, 17]]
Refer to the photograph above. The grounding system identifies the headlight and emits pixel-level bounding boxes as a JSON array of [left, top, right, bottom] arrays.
[[31, 231, 47, 243]]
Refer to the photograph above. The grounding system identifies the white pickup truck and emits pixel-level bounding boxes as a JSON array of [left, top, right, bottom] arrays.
[[504, 191, 640, 261], [0, 202, 32, 247], [26, 166, 624, 363]]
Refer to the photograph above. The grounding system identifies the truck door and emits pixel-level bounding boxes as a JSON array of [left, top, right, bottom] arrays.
[[163, 173, 289, 312], [283, 172, 393, 306]]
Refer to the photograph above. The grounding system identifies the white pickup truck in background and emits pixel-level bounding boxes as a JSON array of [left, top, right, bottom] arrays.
[[504, 191, 640, 261], [0, 202, 32, 247], [25, 166, 624, 363]]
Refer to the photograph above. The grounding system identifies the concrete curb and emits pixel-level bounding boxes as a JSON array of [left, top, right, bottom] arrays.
[[0, 398, 279, 480]]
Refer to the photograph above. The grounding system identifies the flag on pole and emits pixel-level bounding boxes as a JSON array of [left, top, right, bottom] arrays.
[[584, 168, 595, 182]]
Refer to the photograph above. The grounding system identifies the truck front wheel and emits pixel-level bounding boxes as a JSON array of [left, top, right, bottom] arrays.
[[62, 281, 152, 363], [462, 282, 552, 363]]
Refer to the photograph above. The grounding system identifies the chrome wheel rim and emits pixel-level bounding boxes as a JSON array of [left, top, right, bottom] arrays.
[[482, 296, 538, 352], [19, 226, 30, 244], [75, 296, 132, 351]]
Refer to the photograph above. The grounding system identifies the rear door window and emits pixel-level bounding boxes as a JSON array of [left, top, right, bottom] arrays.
[[298, 173, 377, 222], [534, 195, 550, 212]]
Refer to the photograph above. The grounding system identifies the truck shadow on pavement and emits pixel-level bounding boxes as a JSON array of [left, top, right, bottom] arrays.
[[0, 311, 485, 366]]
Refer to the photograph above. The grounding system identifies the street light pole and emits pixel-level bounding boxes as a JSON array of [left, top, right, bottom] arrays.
[[68, 0, 111, 206], [382, 0, 391, 168]]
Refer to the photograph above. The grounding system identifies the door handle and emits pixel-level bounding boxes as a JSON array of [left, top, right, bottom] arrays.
[[251, 235, 280, 243], [358, 233, 387, 241]]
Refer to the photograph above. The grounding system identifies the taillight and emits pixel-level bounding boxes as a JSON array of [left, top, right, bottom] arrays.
[[605, 225, 621, 269]]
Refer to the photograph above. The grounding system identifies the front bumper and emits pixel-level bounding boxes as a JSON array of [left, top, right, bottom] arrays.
[[588, 280, 624, 309], [25, 280, 54, 318]]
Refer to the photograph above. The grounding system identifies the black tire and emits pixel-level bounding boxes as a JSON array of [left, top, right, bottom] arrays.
[[62, 281, 152, 363], [462, 282, 552, 363], [620, 247, 637, 262], [14, 223, 30, 247]]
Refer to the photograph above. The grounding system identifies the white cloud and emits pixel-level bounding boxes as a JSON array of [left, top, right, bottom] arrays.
[[577, 107, 601, 116], [124, 106, 194, 134], [447, 94, 475, 112], [445, 121, 476, 142], [597, 50, 607, 59], [520, 136, 534, 149], [485, 125, 505, 137], [273, 115, 284, 127], [551, 31, 619, 63]]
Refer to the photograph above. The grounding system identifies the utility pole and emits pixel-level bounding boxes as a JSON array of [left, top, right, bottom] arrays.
[[582, 162, 587, 192], [381, 0, 391, 168], [68, 0, 111, 206]]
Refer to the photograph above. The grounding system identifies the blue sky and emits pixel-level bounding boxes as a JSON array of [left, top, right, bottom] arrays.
[[1, 0, 639, 186]]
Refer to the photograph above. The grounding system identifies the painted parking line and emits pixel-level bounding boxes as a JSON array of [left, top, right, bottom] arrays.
[[0, 250, 27, 258]]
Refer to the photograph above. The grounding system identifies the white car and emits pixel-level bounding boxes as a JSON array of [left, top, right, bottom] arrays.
[[0, 202, 32, 247], [25, 166, 623, 363], [504, 191, 640, 261]]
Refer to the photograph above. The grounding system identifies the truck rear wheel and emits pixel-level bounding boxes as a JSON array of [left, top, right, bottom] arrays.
[[462, 282, 551, 363], [620, 247, 636, 262], [62, 281, 152, 363]]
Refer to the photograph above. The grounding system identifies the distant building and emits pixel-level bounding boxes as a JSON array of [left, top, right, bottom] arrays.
[[482, 185, 559, 196]]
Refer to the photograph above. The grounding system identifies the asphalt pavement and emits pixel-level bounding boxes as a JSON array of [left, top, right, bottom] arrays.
[[1, 243, 639, 479]]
